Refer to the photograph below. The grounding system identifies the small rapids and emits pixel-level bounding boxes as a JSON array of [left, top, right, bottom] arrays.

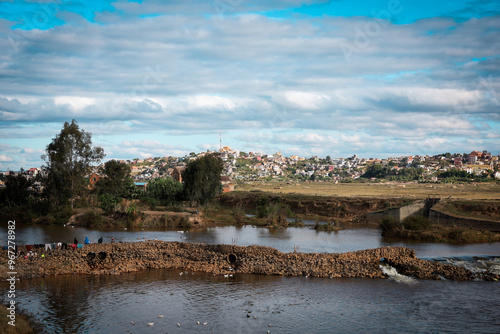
[[428, 255, 500, 275], [379, 264, 417, 284]]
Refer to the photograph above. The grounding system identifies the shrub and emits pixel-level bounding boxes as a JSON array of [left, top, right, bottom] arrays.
[[52, 205, 74, 225], [179, 215, 192, 229], [255, 196, 290, 227], [314, 221, 338, 231], [140, 197, 159, 210], [126, 202, 139, 215], [402, 216, 432, 231], [231, 206, 245, 226], [162, 214, 192, 229], [379, 217, 401, 236], [167, 205, 183, 212], [288, 218, 304, 227], [99, 193, 119, 213], [82, 210, 105, 228]]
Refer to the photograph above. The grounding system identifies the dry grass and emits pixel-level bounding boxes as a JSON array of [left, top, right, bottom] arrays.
[[433, 200, 500, 222], [237, 181, 500, 200]]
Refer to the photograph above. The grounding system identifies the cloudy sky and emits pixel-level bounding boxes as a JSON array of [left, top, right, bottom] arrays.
[[1, 0, 499, 170]]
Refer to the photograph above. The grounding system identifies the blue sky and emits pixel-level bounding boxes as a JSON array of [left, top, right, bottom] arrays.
[[0, 0, 499, 170]]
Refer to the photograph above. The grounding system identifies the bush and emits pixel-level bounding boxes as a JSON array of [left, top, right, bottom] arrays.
[[402, 216, 432, 231], [162, 214, 192, 229], [379, 217, 401, 236], [140, 197, 159, 210], [314, 221, 338, 231], [179, 215, 192, 229], [82, 210, 105, 228], [256, 196, 271, 218], [231, 206, 246, 226], [288, 218, 304, 227], [52, 205, 74, 225], [255, 196, 290, 226], [167, 205, 183, 212], [99, 193, 119, 213]]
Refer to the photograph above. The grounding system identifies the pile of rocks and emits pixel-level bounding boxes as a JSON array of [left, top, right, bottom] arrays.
[[2, 241, 497, 281]]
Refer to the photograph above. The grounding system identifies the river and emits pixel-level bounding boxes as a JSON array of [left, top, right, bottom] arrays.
[[1, 224, 500, 333]]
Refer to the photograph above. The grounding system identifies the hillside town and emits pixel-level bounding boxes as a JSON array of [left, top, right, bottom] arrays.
[[2, 148, 499, 190]]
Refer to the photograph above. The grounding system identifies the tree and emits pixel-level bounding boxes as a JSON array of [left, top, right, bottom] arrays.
[[0, 171, 46, 223], [42, 120, 105, 209], [182, 154, 223, 207], [95, 160, 133, 198], [146, 177, 183, 206], [1, 171, 32, 207], [362, 164, 387, 179]]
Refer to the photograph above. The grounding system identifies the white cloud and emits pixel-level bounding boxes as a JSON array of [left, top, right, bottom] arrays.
[[0, 6, 499, 169], [0, 155, 13, 162]]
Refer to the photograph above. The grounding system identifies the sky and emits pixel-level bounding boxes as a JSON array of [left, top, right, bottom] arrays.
[[0, 0, 499, 170]]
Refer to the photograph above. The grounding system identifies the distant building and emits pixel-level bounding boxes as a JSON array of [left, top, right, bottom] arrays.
[[134, 182, 147, 189], [468, 155, 478, 164], [273, 151, 283, 161], [219, 151, 228, 161]]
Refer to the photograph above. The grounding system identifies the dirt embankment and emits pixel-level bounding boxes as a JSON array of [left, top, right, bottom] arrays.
[[0, 305, 35, 334], [2, 242, 497, 281], [432, 200, 500, 222], [219, 192, 410, 222], [70, 209, 206, 229]]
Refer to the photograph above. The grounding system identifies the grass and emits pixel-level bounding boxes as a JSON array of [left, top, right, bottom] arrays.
[[236, 181, 500, 200], [433, 200, 500, 222], [379, 216, 500, 243]]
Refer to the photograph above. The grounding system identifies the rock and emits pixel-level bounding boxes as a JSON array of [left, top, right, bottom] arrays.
[[0, 241, 489, 281]]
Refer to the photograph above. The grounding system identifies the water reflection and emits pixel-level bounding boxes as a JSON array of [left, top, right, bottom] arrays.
[[3, 270, 500, 334], [2, 223, 499, 258]]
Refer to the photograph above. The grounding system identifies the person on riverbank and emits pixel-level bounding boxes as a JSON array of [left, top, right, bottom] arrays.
[[85, 237, 90, 245], [111, 237, 115, 243], [74, 237, 78, 245], [98, 237, 103, 244]]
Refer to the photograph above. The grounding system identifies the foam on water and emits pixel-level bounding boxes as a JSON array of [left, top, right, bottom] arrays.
[[435, 256, 500, 275], [379, 264, 417, 284]]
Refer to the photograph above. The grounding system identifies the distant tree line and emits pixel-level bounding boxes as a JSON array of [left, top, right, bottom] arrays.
[[437, 169, 492, 182], [0, 120, 223, 224], [361, 164, 424, 181]]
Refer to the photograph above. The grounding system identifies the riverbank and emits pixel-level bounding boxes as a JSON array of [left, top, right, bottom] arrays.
[[2, 241, 498, 281], [0, 305, 39, 334]]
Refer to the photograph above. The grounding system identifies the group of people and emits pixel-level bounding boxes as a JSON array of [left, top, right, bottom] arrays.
[[10, 236, 117, 260], [73, 236, 114, 245]]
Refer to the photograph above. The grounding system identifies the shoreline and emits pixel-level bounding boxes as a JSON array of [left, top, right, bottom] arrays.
[[2, 241, 498, 281]]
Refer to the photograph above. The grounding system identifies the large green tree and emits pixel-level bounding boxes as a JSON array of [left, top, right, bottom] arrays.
[[95, 160, 133, 198], [182, 154, 223, 207], [1, 171, 32, 207], [42, 120, 105, 209], [0, 172, 46, 223]]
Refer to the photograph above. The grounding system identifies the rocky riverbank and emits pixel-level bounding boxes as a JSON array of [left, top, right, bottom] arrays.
[[1, 241, 498, 281]]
